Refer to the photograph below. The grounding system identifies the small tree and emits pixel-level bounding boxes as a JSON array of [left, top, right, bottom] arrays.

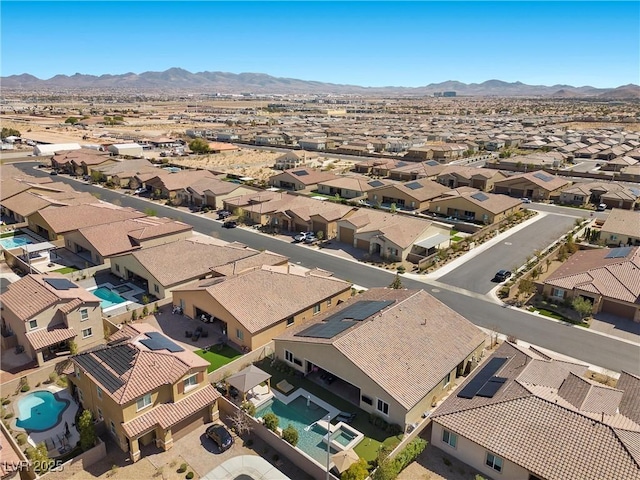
[[69, 340, 78, 355], [282, 425, 298, 446], [316, 230, 324, 243], [1, 127, 21, 139], [518, 278, 536, 298], [65, 117, 79, 124], [572, 296, 593, 321], [26, 443, 50, 474], [189, 138, 210, 154], [389, 274, 403, 289], [342, 458, 369, 480], [78, 409, 97, 451], [263, 413, 279, 432], [372, 458, 398, 480], [389, 203, 397, 214], [230, 408, 253, 437]]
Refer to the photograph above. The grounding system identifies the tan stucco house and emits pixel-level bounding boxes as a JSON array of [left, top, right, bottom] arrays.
[[68, 323, 220, 462], [428, 190, 523, 225], [366, 179, 451, 211], [493, 171, 570, 201], [600, 209, 640, 246]]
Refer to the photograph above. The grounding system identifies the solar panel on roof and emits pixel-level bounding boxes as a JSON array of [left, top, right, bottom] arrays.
[[457, 357, 508, 399], [629, 187, 640, 197], [292, 170, 309, 176], [368, 180, 384, 188], [140, 331, 184, 352], [533, 172, 553, 182], [297, 320, 356, 339], [76, 353, 125, 394], [470, 192, 489, 202], [94, 345, 136, 376], [44, 278, 76, 290], [605, 246, 633, 259], [476, 377, 507, 398], [397, 162, 407, 167], [426, 160, 439, 166], [405, 182, 423, 190]]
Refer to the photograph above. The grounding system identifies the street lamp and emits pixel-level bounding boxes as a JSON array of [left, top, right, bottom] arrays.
[[325, 414, 332, 480]]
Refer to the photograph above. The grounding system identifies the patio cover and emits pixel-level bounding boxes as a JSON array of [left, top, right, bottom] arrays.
[[25, 325, 76, 350], [227, 365, 271, 393], [21, 242, 56, 254], [332, 449, 359, 473], [415, 233, 450, 250]]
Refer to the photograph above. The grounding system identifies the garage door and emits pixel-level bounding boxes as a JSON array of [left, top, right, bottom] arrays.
[[339, 227, 354, 245], [601, 299, 637, 320], [171, 408, 209, 442], [356, 239, 370, 251]]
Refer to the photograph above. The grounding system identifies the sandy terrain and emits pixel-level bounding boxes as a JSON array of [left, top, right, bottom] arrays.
[[170, 150, 282, 181]]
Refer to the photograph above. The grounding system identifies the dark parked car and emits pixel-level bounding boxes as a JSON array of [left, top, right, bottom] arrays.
[[218, 210, 232, 220], [49, 170, 58, 175], [222, 221, 237, 229], [493, 270, 512, 282], [206, 424, 233, 452]]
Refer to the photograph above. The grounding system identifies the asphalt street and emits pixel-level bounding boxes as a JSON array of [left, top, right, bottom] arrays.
[[10, 162, 640, 374]]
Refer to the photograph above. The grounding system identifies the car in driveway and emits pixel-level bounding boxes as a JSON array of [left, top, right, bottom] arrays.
[[520, 197, 531, 204], [493, 270, 512, 282], [596, 203, 607, 212], [303, 233, 318, 244], [222, 221, 237, 229], [293, 232, 312, 243], [206, 424, 233, 452], [217, 210, 232, 220]]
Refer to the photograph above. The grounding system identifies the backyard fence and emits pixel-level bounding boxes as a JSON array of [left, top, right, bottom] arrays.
[[103, 297, 173, 324], [40, 438, 107, 480], [219, 397, 340, 480], [208, 342, 275, 384]]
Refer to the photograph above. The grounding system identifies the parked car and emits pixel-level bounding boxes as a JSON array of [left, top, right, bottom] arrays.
[[596, 203, 607, 212], [134, 187, 145, 195], [520, 197, 531, 204], [304, 233, 318, 244], [217, 210, 232, 220], [206, 424, 233, 452], [49, 170, 58, 175], [222, 221, 237, 229], [293, 232, 311, 242], [493, 270, 512, 282]]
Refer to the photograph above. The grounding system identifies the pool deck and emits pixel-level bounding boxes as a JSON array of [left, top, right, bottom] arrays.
[[12, 386, 80, 458], [202, 455, 292, 480], [87, 281, 145, 313]]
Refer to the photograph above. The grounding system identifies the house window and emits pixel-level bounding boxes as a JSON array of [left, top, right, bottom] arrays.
[[361, 395, 373, 406], [97, 408, 103, 421], [236, 329, 244, 340], [327, 298, 332, 307], [436, 206, 441, 212], [285, 350, 294, 363], [154, 284, 160, 293], [443, 372, 451, 387], [136, 393, 152, 411], [29, 319, 38, 330], [183, 374, 198, 392], [286, 317, 294, 326], [486, 452, 503, 472], [110, 420, 116, 436], [376, 399, 389, 416], [442, 429, 457, 448], [82, 328, 93, 339], [551, 288, 565, 299], [80, 309, 89, 321], [115, 264, 120, 272], [313, 303, 321, 315], [96, 387, 103, 399]]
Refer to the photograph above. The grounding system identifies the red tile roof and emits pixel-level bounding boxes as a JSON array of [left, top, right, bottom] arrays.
[[26, 325, 77, 351]]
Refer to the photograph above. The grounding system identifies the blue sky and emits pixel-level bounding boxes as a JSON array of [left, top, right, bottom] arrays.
[[1, 1, 638, 87]]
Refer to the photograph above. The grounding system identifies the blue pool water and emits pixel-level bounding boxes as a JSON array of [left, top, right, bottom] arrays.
[[0, 235, 33, 250], [255, 396, 338, 464], [16, 391, 69, 431], [92, 287, 127, 309]]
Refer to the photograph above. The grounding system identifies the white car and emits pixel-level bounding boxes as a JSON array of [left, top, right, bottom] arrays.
[[293, 232, 311, 242]]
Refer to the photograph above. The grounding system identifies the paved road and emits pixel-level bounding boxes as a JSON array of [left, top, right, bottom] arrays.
[[437, 213, 577, 294], [10, 162, 640, 374]]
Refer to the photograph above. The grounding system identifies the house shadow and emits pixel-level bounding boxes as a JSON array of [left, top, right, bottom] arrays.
[[591, 312, 640, 340]]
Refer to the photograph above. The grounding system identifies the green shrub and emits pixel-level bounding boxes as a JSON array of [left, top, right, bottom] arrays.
[[185, 472, 194, 480], [20, 384, 30, 393], [16, 433, 27, 445], [241, 401, 256, 417], [282, 425, 298, 446], [177, 463, 187, 473], [1, 398, 10, 406], [394, 438, 427, 472], [4, 413, 13, 419], [48, 372, 58, 383], [263, 413, 279, 432]]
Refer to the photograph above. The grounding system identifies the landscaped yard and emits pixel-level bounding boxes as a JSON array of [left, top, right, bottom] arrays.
[[194, 345, 242, 373], [254, 358, 401, 463], [53, 266, 79, 274]]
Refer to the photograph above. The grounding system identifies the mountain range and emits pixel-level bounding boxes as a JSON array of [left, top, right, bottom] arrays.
[[2, 68, 639, 98]]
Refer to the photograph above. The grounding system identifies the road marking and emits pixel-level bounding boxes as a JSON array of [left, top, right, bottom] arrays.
[[504, 242, 512, 246]]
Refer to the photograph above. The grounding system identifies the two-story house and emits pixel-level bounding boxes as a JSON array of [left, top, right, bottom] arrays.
[[67, 323, 219, 462], [0, 274, 103, 366]]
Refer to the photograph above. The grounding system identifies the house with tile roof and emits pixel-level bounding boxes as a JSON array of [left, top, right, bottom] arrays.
[[365, 178, 451, 212], [493, 171, 571, 201], [388, 161, 447, 182], [273, 150, 320, 170], [354, 158, 411, 177], [542, 246, 640, 321], [92, 158, 159, 188], [109, 238, 288, 300], [51, 148, 113, 175], [435, 166, 507, 192], [144, 170, 218, 200], [67, 323, 219, 462], [1, 186, 96, 223], [26, 203, 146, 242], [274, 288, 486, 428], [269, 168, 340, 192], [427, 190, 524, 225], [63, 217, 193, 266], [172, 265, 352, 351], [336, 208, 450, 262], [600, 209, 640, 246], [317, 175, 396, 200], [431, 342, 640, 480], [0, 274, 103, 366], [179, 176, 259, 209]]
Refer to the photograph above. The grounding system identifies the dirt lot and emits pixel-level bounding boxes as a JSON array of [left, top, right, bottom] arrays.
[[170, 149, 282, 181]]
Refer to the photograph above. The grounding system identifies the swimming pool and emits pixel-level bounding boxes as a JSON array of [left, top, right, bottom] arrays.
[[255, 396, 338, 464], [0, 235, 33, 250], [16, 391, 70, 432], [92, 287, 127, 309]]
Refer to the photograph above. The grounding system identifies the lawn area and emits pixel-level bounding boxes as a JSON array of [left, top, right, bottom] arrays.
[[255, 358, 400, 463], [194, 345, 242, 373], [53, 266, 79, 274]]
